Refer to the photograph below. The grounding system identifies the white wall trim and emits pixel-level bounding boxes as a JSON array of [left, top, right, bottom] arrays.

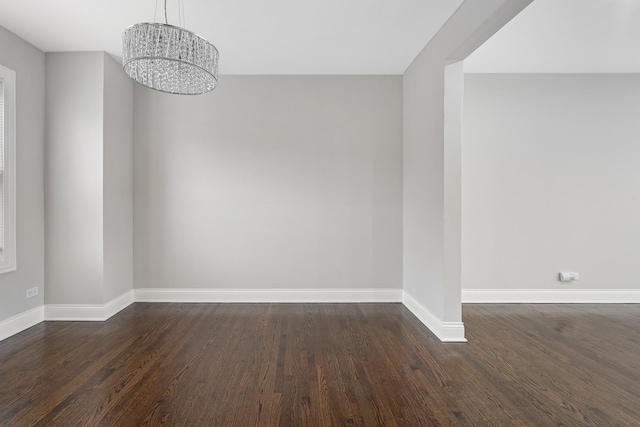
[[10, 288, 639, 343], [104, 290, 135, 319], [44, 304, 105, 321], [402, 291, 467, 343], [0, 306, 45, 342], [134, 288, 403, 303], [44, 290, 135, 321], [462, 289, 640, 303]]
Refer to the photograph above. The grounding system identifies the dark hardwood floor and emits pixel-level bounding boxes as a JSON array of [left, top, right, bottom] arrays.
[[1, 303, 639, 426]]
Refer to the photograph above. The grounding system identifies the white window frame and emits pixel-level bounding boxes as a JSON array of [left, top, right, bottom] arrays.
[[0, 64, 17, 274]]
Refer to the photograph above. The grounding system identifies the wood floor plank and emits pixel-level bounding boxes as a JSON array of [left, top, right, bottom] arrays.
[[1, 302, 639, 426]]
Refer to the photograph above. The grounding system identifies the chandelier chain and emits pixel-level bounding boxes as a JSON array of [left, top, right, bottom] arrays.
[[154, 0, 184, 27], [180, 0, 185, 28]]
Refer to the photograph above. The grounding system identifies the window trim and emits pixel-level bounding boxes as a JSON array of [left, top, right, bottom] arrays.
[[0, 64, 17, 274]]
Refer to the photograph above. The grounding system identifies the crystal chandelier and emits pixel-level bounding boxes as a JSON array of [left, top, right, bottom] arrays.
[[122, 0, 219, 95]]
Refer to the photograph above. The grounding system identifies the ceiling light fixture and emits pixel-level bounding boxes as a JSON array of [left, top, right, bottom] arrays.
[[122, 0, 219, 95]]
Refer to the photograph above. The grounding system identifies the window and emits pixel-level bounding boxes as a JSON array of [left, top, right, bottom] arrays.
[[0, 64, 16, 273]]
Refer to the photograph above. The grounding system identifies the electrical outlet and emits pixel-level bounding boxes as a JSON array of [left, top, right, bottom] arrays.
[[26, 287, 39, 299], [558, 272, 579, 282]]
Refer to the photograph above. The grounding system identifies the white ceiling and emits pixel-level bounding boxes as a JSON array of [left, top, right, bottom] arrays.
[[465, 0, 640, 73], [0, 0, 464, 75]]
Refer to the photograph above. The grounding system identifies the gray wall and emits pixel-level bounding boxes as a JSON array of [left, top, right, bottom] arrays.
[[45, 52, 105, 305], [103, 54, 133, 302], [0, 26, 45, 321], [403, 0, 530, 328], [462, 74, 640, 291], [45, 52, 133, 305], [403, 48, 446, 319], [133, 76, 403, 290]]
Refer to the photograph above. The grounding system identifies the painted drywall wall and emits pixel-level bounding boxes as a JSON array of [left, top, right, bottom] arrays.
[[443, 61, 464, 322], [46, 52, 134, 306], [403, 50, 445, 320], [45, 52, 104, 305], [464, 0, 640, 74], [462, 74, 640, 291], [403, 0, 531, 330], [103, 53, 133, 302], [133, 76, 402, 291], [0, 26, 45, 322]]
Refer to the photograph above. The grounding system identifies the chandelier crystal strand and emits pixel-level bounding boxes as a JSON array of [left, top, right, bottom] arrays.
[[122, 1, 218, 95]]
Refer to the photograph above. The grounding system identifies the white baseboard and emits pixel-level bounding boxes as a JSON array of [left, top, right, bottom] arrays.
[[0, 306, 45, 342], [44, 304, 106, 321], [402, 291, 466, 343], [104, 290, 135, 320], [14, 288, 637, 344], [44, 290, 135, 321], [134, 288, 403, 303], [462, 289, 640, 303]]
